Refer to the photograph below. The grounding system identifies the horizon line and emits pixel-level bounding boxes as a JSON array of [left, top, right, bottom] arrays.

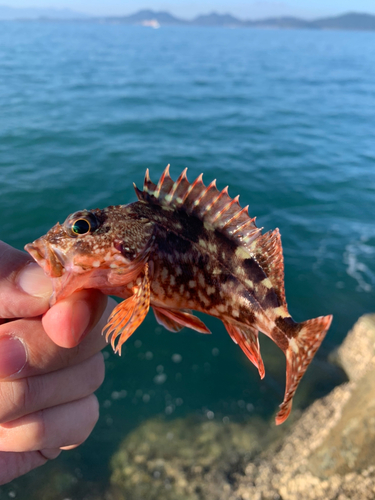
[[1, 5, 375, 22]]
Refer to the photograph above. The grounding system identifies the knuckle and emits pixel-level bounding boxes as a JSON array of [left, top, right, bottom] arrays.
[[72, 395, 99, 446], [85, 394, 100, 431], [30, 409, 47, 447], [89, 394, 100, 423], [22, 376, 41, 411], [88, 353, 105, 392], [0, 383, 19, 423], [0, 377, 40, 423]]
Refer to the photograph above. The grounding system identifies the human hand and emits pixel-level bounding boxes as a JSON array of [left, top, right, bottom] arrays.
[[0, 241, 115, 485]]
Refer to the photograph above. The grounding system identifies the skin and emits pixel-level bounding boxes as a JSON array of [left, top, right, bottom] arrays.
[[0, 241, 116, 485]]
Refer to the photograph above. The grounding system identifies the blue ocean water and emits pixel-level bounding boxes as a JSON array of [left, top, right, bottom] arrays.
[[0, 21, 374, 496]]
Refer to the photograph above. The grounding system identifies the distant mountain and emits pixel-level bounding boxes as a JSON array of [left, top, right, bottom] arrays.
[[2, 6, 375, 32], [99, 9, 186, 25], [192, 12, 242, 27], [250, 16, 315, 29], [312, 12, 375, 30], [108, 9, 375, 31], [191, 12, 314, 29], [0, 5, 89, 20]]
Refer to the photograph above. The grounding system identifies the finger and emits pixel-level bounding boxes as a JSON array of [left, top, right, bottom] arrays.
[[0, 353, 105, 424], [0, 394, 99, 452], [42, 289, 108, 348], [0, 297, 116, 380], [0, 450, 59, 485], [0, 242, 52, 319]]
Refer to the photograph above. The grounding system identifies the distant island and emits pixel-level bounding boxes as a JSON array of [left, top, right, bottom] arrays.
[[1, 6, 375, 32]]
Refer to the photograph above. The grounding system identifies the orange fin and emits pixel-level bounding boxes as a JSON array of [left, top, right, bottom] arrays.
[[153, 306, 183, 332], [108, 252, 151, 286], [152, 306, 211, 334], [133, 167, 262, 249], [223, 321, 265, 379], [103, 264, 150, 355], [275, 314, 333, 425]]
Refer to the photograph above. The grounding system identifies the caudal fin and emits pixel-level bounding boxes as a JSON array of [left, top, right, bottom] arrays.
[[275, 314, 333, 425]]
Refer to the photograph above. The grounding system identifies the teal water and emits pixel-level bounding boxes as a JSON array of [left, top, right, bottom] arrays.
[[0, 22, 374, 497]]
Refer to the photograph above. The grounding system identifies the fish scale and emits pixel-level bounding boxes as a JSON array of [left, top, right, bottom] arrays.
[[25, 166, 332, 425]]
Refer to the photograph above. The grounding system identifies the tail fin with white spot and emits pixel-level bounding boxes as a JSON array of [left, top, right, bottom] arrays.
[[275, 314, 333, 425]]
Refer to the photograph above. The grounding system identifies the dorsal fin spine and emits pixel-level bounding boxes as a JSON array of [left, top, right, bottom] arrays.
[[189, 174, 204, 198], [230, 217, 257, 236], [167, 168, 188, 204], [154, 164, 171, 198], [211, 194, 240, 224], [222, 205, 249, 228], [198, 180, 217, 212], [243, 227, 263, 244], [181, 174, 204, 206], [192, 177, 214, 207], [133, 183, 143, 200], [178, 172, 194, 205], [143, 169, 151, 192], [205, 186, 228, 213]]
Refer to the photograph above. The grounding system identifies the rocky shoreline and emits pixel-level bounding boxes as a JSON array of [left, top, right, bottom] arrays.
[[108, 314, 375, 500]]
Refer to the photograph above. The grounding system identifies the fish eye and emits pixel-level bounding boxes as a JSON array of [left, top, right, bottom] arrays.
[[65, 211, 99, 237], [72, 219, 91, 235]]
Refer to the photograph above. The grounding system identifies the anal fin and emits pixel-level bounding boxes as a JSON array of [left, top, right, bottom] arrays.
[[152, 306, 211, 334], [103, 264, 150, 354], [223, 322, 265, 379], [275, 314, 333, 425]]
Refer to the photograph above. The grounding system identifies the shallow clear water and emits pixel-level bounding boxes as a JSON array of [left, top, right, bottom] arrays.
[[0, 21, 374, 497]]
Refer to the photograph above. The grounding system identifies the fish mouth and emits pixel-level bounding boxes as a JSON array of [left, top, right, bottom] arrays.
[[25, 238, 65, 278]]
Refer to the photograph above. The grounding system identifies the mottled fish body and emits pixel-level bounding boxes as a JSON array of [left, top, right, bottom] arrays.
[[25, 167, 332, 424]]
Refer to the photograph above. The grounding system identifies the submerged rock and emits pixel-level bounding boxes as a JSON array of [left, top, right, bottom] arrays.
[[109, 416, 283, 500], [109, 314, 375, 500]]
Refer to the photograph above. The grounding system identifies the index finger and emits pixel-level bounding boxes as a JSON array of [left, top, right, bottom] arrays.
[[0, 296, 115, 380], [0, 242, 52, 319]]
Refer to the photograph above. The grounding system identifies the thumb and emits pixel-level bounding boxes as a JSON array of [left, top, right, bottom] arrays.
[[0, 242, 52, 318]]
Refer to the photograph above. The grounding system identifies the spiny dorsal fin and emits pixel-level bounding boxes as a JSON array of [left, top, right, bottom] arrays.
[[134, 166, 262, 249], [251, 229, 287, 307]]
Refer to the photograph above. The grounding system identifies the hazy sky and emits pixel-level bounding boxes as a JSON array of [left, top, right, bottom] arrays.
[[6, 1, 375, 19]]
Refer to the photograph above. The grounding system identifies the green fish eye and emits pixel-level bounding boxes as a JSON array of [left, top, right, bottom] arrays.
[[72, 218, 91, 235], [65, 211, 99, 237]]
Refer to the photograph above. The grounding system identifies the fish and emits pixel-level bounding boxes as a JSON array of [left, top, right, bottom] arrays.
[[25, 166, 332, 425]]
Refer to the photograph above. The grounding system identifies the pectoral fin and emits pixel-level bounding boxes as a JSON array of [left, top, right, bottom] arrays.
[[152, 306, 211, 334], [108, 258, 148, 286], [103, 264, 150, 354]]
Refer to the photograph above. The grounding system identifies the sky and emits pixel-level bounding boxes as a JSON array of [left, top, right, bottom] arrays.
[[4, 0, 375, 19]]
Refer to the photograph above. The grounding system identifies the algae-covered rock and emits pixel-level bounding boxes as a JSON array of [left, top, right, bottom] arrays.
[[108, 315, 375, 500], [109, 416, 279, 500], [331, 314, 375, 382], [306, 314, 375, 479], [234, 314, 375, 500]]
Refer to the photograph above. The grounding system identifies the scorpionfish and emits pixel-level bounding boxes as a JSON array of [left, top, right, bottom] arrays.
[[25, 166, 332, 424]]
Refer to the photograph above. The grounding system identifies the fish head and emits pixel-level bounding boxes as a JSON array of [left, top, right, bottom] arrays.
[[25, 205, 153, 303]]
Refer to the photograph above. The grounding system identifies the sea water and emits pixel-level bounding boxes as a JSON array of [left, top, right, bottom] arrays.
[[0, 21, 374, 497]]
